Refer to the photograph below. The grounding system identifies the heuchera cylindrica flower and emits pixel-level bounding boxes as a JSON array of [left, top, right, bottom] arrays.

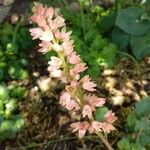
[[30, 2, 117, 140]]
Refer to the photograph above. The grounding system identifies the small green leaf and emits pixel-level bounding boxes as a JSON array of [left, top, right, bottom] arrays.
[[127, 113, 137, 128], [130, 31, 150, 60], [95, 107, 108, 121]]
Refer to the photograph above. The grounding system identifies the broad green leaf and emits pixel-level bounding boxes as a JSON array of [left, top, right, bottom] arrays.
[[135, 96, 150, 117], [137, 132, 150, 146], [116, 6, 150, 35], [130, 31, 150, 60], [112, 27, 130, 49], [134, 118, 150, 131]]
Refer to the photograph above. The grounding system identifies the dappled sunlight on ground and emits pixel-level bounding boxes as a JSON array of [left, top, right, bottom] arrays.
[[98, 57, 150, 106]]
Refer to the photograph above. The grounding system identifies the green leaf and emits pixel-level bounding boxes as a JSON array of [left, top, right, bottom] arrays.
[[117, 138, 131, 150], [130, 31, 150, 60], [135, 118, 150, 146], [100, 43, 118, 68], [0, 84, 9, 101], [95, 107, 108, 121], [116, 6, 150, 35], [8, 84, 26, 99], [0, 116, 24, 141], [134, 118, 150, 132], [127, 113, 137, 128], [137, 132, 150, 146], [100, 12, 116, 31], [130, 143, 145, 150], [0, 120, 15, 140], [87, 64, 100, 78], [111, 27, 130, 49], [135, 96, 150, 117]]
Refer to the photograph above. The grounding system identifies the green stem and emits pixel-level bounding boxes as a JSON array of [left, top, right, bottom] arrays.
[[79, 0, 85, 38], [96, 132, 114, 150], [12, 18, 22, 44]]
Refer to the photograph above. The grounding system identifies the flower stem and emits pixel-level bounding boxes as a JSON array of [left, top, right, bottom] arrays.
[[95, 132, 114, 150]]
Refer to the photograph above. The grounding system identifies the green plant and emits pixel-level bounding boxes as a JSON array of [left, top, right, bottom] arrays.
[[0, 83, 25, 140], [117, 96, 150, 150], [61, 6, 118, 78], [0, 22, 33, 80], [112, 1, 150, 60]]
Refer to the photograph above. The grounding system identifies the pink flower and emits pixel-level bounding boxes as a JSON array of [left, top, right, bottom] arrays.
[[48, 56, 62, 68], [31, 14, 47, 28], [70, 121, 89, 138], [32, 2, 45, 15], [82, 105, 92, 118], [60, 92, 80, 111], [39, 30, 54, 42], [47, 16, 65, 31], [39, 41, 52, 53], [29, 28, 43, 40], [70, 63, 87, 77], [89, 121, 103, 133], [45, 7, 54, 19], [59, 73, 68, 83], [53, 16, 65, 28], [70, 80, 79, 88], [100, 122, 115, 133], [47, 65, 62, 78], [61, 27, 72, 41], [68, 52, 81, 64], [66, 100, 80, 111], [89, 121, 115, 134], [60, 92, 71, 106], [62, 40, 74, 56], [81, 75, 97, 92], [86, 94, 106, 108], [104, 110, 117, 124], [54, 29, 61, 39]]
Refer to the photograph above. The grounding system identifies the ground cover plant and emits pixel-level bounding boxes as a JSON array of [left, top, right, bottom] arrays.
[[0, 21, 32, 80], [0, 83, 25, 140], [61, 4, 118, 78], [0, 8, 32, 142], [101, 0, 150, 60], [0, 0, 150, 150]]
